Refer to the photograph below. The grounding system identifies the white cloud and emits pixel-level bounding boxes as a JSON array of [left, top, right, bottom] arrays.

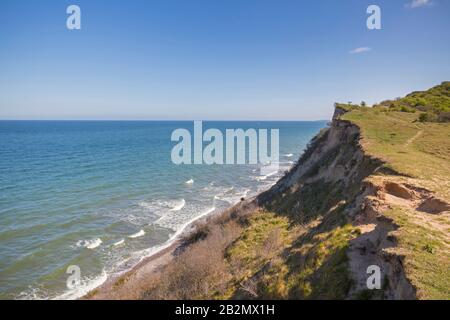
[[349, 47, 371, 54], [407, 0, 432, 8]]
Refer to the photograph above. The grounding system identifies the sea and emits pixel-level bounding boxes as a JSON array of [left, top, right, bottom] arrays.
[[0, 120, 327, 299]]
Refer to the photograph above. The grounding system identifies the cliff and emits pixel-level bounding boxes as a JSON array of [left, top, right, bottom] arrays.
[[87, 84, 450, 300], [254, 101, 449, 299]]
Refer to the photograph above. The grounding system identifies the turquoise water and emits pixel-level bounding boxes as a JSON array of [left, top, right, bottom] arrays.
[[0, 120, 326, 299]]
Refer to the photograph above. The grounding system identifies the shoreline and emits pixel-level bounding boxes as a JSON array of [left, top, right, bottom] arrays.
[[82, 238, 180, 300], [82, 194, 261, 300], [80, 167, 287, 299], [59, 157, 296, 299]]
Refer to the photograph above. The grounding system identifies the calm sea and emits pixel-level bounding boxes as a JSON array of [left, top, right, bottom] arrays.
[[0, 120, 326, 299]]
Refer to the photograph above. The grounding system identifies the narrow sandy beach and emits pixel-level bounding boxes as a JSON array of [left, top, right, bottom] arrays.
[[83, 191, 263, 300], [82, 196, 255, 300], [84, 240, 179, 299]]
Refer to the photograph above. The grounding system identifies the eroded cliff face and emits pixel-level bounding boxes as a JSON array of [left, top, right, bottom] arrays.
[[93, 107, 448, 300], [256, 108, 437, 299]]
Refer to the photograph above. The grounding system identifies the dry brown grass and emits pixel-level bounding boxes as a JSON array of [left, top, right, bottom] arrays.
[[143, 220, 243, 299]]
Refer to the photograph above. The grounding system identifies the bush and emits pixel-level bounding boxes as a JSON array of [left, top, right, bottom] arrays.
[[400, 106, 416, 113], [418, 113, 428, 122]]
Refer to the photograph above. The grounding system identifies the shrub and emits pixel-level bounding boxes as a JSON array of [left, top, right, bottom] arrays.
[[418, 113, 428, 122]]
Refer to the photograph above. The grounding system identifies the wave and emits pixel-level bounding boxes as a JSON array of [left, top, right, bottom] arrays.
[[57, 182, 262, 300], [75, 238, 102, 250], [284, 153, 294, 157], [225, 186, 234, 193], [86, 238, 102, 249], [213, 186, 251, 204], [170, 199, 185, 211], [113, 239, 125, 246], [170, 206, 216, 239], [254, 170, 278, 181], [129, 230, 145, 238], [127, 205, 218, 275], [138, 201, 154, 210], [138, 198, 185, 214], [53, 270, 108, 300], [43, 157, 289, 300]]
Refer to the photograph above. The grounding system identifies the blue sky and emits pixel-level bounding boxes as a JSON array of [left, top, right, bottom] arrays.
[[0, 0, 449, 120]]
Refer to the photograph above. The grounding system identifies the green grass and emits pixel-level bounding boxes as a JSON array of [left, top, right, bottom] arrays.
[[283, 223, 361, 299], [342, 108, 450, 199], [226, 211, 292, 267], [219, 211, 293, 297], [221, 209, 361, 300], [384, 207, 450, 300], [341, 100, 450, 299], [374, 81, 450, 122]]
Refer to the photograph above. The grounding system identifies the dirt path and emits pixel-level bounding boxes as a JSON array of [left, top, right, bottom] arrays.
[[405, 130, 423, 147]]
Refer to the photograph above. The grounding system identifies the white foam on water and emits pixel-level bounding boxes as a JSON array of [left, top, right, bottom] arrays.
[[284, 153, 294, 157], [44, 162, 285, 300], [18, 270, 109, 300], [138, 201, 154, 210], [113, 239, 125, 246], [171, 206, 216, 239], [75, 238, 102, 250], [53, 270, 108, 300], [170, 199, 185, 211], [86, 238, 102, 249], [185, 179, 194, 185], [134, 198, 186, 219], [155, 203, 216, 234], [128, 230, 145, 238], [254, 170, 278, 181], [51, 175, 275, 300], [213, 186, 251, 204], [17, 286, 49, 300], [120, 205, 219, 276]]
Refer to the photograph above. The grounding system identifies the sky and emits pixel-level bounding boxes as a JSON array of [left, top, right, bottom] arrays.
[[0, 0, 449, 120]]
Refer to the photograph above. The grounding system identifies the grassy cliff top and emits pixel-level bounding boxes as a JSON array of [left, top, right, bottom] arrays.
[[376, 81, 450, 117], [340, 84, 450, 299], [338, 81, 450, 122], [342, 108, 450, 198]]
